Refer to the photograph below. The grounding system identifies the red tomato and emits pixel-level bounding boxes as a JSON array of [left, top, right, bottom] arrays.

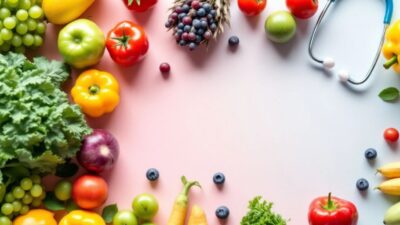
[[123, 0, 158, 12], [384, 128, 399, 142], [106, 21, 149, 67], [286, 0, 318, 19], [238, 0, 267, 16], [72, 175, 108, 209]]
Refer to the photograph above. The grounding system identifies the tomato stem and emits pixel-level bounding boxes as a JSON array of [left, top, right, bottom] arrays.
[[384, 55, 398, 69], [112, 27, 131, 49], [322, 193, 337, 211]]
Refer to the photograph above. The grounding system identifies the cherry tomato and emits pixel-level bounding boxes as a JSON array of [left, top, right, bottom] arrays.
[[238, 0, 267, 16], [384, 128, 399, 142], [123, 0, 158, 12], [72, 175, 108, 209], [286, 0, 318, 19]]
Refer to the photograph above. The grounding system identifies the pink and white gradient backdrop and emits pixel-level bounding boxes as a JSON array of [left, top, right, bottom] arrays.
[[39, 0, 400, 224]]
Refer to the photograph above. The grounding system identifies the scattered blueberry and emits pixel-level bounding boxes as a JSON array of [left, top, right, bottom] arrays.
[[146, 168, 160, 181], [364, 148, 377, 160], [213, 172, 225, 185], [159, 63, 171, 74], [356, 178, 369, 191], [228, 36, 239, 47], [216, 206, 230, 219]]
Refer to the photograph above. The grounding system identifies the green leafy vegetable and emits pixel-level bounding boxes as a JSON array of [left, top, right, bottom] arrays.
[[102, 204, 118, 223], [241, 196, 287, 225], [379, 87, 400, 101], [0, 53, 91, 183], [55, 162, 79, 178]]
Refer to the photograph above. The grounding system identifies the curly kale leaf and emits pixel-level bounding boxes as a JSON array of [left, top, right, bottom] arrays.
[[241, 196, 287, 225], [0, 53, 91, 181]]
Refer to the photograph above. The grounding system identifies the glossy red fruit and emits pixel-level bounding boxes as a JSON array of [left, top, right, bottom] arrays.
[[238, 0, 267, 16], [286, 0, 318, 19], [72, 175, 108, 209], [123, 0, 158, 12], [384, 128, 399, 142], [159, 63, 170, 73]]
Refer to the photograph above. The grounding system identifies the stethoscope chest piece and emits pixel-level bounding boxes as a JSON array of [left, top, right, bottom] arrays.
[[308, 0, 393, 85]]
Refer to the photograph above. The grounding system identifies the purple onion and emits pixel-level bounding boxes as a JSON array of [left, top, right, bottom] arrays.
[[77, 129, 119, 174]]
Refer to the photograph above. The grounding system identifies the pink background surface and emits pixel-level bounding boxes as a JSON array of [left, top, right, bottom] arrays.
[[38, 0, 400, 224]]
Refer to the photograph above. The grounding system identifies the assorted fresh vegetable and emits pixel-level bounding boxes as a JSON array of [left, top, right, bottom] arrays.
[[58, 19, 105, 69], [106, 21, 149, 67], [71, 69, 120, 117], [308, 193, 358, 225]]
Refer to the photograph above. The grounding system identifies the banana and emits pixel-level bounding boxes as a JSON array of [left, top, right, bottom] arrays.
[[378, 178, 400, 196], [378, 162, 400, 178], [384, 202, 400, 225]]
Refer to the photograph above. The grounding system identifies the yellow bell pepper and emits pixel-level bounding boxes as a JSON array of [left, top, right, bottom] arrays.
[[71, 69, 120, 118], [42, 0, 95, 25], [13, 209, 57, 225], [383, 20, 400, 72], [59, 210, 106, 225]]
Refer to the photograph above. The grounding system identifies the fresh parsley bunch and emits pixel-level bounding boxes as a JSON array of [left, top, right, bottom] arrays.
[[0, 53, 91, 182], [241, 196, 287, 225]]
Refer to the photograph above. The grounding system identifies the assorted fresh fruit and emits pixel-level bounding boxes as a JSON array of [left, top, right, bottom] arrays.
[[165, 0, 230, 50]]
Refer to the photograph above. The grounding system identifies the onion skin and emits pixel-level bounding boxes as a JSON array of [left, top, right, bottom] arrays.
[[77, 129, 119, 173]]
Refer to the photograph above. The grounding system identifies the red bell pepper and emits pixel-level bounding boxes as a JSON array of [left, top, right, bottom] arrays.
[[308, 193, 358, 225], [123, 0, 158, 12], [106, 21, 149, 67]]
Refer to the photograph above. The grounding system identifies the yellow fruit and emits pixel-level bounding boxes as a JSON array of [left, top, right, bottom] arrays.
[[188, 205, 208, 225], [378, 162, 400, 178], [42, 0, 95, 25], [378, 178, 400, 196]]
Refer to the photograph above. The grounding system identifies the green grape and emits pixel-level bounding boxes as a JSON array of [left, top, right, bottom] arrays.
[[31, 198, 42, 207], [16, 9, 28, 21], [36, 22, 45, 34], [22, 193, 32, 204], [22, 33, 33, 46], [28, 5, 42, 19], [31, 174, 41, 184], [33, 34, 42, 47], [54, 180, 72, 201], [30, 184, 42, 198], [14, 45, 25, 53], [12, 201, 22, 212], [3, 17, 16, 30], [0, 8, 10, 20], [0, 216, 12, 225], [5, 0, 18, 8], [11, 34, 22, 47], [12, 186, 25, 199], [18, 0, 31, 10], [4, 193, 14, 203], [26, 18, 36, 31], [20, 205, 29, 215], [1, 203, 14, 215], [16, 22, 28, 34], [20, 178, 33, 191]]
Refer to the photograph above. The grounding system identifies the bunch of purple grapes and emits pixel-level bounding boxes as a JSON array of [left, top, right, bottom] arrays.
[[166, 0, 218, 51]]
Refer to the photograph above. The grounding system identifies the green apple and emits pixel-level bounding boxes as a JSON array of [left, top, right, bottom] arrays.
[[265, 11, 297, 43], [132, 193, 159, 220], [113, 210, 138, 225], [58, 19, 105, 69]]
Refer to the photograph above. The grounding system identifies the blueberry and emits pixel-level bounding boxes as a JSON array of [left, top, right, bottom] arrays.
[[197, 8, 206, 17], [215, 206, 229, 219], [195, 35, 202, 43], [207, 13, 213, 20], [176, 29, 184, 35], [210, 23, 217, 31], [178, 13, 187, 19], [182, 4, 190, 13], [193, 19, 201, 29], [228, 36, 239, 47], [146, 168, 160, 181], [356, 178, 369, 191], [196, 28, 205, 35], [213, 172, 225, 185], [203, 3, 212, 12], [210, 9, 216, 16], [179, 40, 187, 46], [178, 23, 184, 29], [184, 25, 191, 32], [188, 42, 198, 51], [200, 20, 208, 29], [364, 148, 377, 160]]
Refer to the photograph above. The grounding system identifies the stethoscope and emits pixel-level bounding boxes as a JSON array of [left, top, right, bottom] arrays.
[[308, 0, 394, 85]]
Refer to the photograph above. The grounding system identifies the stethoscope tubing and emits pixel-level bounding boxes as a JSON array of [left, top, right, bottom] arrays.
[[308, 0, 394, 85]]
